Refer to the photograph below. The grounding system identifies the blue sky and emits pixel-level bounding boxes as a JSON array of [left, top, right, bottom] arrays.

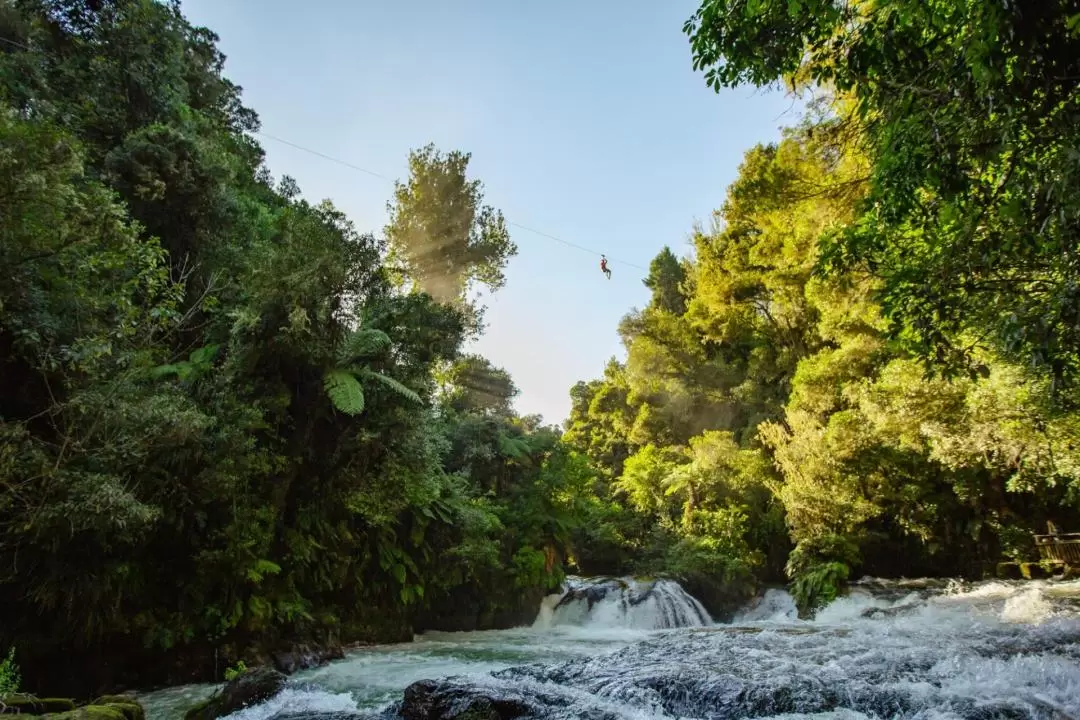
[[179, 0, 801, 426]]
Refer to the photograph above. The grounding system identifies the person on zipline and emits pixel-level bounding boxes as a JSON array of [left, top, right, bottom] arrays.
[[600, 255, 611, 280]]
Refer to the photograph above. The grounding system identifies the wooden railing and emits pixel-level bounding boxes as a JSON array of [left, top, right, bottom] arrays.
[[1033, 532, 1080, 564]]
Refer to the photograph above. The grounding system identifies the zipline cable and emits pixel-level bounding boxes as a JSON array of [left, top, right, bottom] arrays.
[[2, 31, 650, 273], [254, 131, 650, 272]]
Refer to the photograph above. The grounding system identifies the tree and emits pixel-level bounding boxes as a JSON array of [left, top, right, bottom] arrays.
[[643, 246, 688, 315], [685, 0, 1080, 392], [385, 144, 517, 308], [438, 354, 519, 417]]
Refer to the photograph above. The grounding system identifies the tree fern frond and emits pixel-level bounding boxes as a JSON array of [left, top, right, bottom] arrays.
[[498, 434, 532, 459], [323, 370, 366, 415], [358, 368, 421, 404], [340, 328, 392, 363]]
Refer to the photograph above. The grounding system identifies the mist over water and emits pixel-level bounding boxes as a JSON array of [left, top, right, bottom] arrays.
[[142, 576, 1080, 720]]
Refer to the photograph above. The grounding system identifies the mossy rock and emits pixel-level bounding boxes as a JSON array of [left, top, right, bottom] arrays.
[[996, 562, 1022, 580], [1, 695, 77, 714], [1040, 560, 1066, 577], [91, 701, 144, 720], [184, 667, 285, 720], [1020, 562, 1048, 580], [183, 698, 211, 720], [44, 705, 138, 720], [23, 697, 146, 720]]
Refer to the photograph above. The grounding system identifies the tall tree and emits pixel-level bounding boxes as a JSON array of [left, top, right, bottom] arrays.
[[684, 0, 1080, 393], [385, 144, 517, 308]]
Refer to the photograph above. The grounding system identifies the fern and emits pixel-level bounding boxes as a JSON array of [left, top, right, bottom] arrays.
[[358, 368, 421, 404], [323, 370, 365, 415], [790, 561, 849, 618], [0, 647, 20, 697], [340, 328, 392, 363], [498, 434, 531, 459]]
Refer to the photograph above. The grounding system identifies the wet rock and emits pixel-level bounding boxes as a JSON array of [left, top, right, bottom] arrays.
[[552, 578, 624, 613], [682, 574, 757, 622], [400, 679, 534, 720], [860, 602, 921, 619], [184, 666, 286, 720], [272, 643, 345, 675]]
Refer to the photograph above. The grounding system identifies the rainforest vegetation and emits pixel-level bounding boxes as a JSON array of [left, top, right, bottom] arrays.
[[1, 0, 1079, 698]]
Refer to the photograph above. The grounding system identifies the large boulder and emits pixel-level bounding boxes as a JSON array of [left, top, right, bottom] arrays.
[[184, 667, 286, 720], [397, 678, 626, 720], [400, 680, 532, 720]]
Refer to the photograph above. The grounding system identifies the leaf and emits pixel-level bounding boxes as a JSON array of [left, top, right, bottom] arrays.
[[341, 328, 392, 362], [359, 369, 421, 404], [323, 370, 365, 415], [189, 343, 220, 366], [498, 434, 531, 459], [392, 563, 407, 584], [1068, 13, 1080, 36], [150, 362, 186, 379]]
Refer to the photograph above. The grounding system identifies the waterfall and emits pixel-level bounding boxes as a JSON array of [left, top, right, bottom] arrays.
[[532, 575, 713, 630]]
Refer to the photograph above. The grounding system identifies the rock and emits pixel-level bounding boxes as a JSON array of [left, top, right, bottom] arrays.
[[272, 642, 345, 675], [0, 695, 76, 714], [860, 602, 921, 619], [1041, 560, 1067, 577], [29, 696, 146, 720], [996, 562, 1022, 579], [1020, 562, 1048, 580], [88, 697, 144, 720], [0, 694, 144, 719], [401, 680, 533, 720], [184, 666, 287, 720]]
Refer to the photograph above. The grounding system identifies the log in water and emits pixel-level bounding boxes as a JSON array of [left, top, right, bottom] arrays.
[[142, 576, 1080, 720]]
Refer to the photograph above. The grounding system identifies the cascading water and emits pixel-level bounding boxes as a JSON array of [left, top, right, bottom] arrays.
[[533, 576, 713, 630], [140, 577, 1080, 720]]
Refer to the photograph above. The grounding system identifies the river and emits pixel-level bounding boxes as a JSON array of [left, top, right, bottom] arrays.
[[141, 576, 1080, 720]]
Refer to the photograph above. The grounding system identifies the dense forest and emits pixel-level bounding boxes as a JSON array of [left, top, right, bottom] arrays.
[[2, 0, 1079, 700]]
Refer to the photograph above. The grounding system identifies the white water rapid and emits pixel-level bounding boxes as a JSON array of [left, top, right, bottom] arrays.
[[533, 576, 713, 630], [141, 576, 1080, 720]]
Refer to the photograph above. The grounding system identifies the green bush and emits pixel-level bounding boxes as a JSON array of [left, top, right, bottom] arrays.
[[790, 562, 850, 618]]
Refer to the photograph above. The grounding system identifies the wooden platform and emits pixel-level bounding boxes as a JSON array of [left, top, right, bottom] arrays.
[[1034, 532, 1080, 564]]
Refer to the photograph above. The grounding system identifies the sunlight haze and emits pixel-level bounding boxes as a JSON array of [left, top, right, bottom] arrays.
[[179, 0, 801, 425]]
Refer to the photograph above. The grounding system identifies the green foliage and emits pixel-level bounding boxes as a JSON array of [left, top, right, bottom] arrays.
[[385, 144, 518, 309], [0, 0, 579, 694], [323, 370, 366, 415], [686, 0, 1080, 391], [567, 75, 1080, 615], [0, 647, 20, 697], [5, 0, 1080, 693], [223, 660, 247, 682], [790, 562, 850, 619]]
